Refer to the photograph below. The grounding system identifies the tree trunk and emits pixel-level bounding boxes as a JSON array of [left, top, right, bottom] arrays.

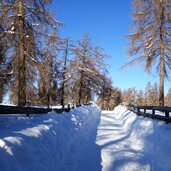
[[17, 0, 26, 107], [78, 71, 84, 105], [61, 44, 68, 108], [0, 78, 4, 103], [107, 89, 112, 110], [86, 90, 90, 103], [78, 50, 86, 105], [101, 87, 105, 110], [47, 89, 50, 108], [47, 57, 53, 108], [159, 50, 164, 106], [159, 6, 164, 107], [61, 67, 66, 108]]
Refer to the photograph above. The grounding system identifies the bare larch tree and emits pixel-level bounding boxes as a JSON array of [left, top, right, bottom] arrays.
[[0, 0, 60, 106], [71, 34, 109, 104], [128, 0, 171, 106], [59, 38, 74, 108]]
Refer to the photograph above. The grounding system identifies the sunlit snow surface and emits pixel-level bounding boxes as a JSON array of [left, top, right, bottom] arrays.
[[1, 104, 171, 171], [96, 105, 171, 171]]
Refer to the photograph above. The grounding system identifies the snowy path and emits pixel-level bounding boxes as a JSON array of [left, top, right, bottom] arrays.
[[61, 109, 102, 171], [96, 105, 171, 171], [1, 105, 171, 171]]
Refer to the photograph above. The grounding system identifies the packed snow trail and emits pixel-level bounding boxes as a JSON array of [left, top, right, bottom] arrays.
[[96, 105, 171, 171]]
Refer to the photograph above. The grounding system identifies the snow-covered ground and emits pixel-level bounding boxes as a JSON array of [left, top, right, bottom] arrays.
[[96, 105, 171, 171], [1, 104, 171, 171], [0, 104, 101, 171]]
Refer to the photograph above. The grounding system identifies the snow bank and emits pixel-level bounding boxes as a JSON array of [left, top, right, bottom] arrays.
[[96, 105, 171, 171], [0, 104, 101, 171]]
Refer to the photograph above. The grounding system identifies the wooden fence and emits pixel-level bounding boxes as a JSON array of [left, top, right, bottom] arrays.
[[0, 103, 93, 117], [127, 105, 171, 123]]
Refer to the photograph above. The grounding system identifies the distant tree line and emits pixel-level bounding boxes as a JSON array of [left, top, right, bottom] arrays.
[[97, 81, 171, 110], [0, 0, 111, 107]]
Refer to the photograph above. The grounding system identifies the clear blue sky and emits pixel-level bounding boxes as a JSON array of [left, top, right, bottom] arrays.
[[52, 0, 171, 93]]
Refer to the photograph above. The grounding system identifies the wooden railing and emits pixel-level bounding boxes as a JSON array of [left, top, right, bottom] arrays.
[[0, 103, 93, 117], [127, 105, 171, 123]]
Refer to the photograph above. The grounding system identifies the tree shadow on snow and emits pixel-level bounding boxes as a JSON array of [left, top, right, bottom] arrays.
[[97, 109, 154, 171], [107, 149, 152, 171], [62, 116, 102, 171]]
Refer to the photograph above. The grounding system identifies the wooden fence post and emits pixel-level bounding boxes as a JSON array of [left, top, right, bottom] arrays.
[[152, 109, 155, 116], [26, 113, 29, 117], [68, 104, 71, 110], [137, 108, 140, 114], [165, 111, 169, 118]]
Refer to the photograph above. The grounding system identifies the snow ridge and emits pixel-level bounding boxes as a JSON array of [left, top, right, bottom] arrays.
[[0, 104, 101, 171]]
